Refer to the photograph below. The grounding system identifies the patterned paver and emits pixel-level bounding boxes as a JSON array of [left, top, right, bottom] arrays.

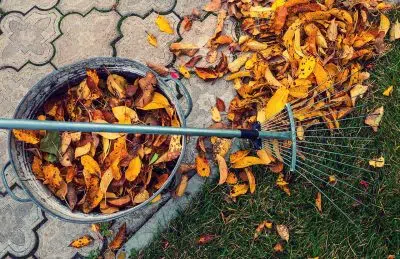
[[0, 0, 237, 257]]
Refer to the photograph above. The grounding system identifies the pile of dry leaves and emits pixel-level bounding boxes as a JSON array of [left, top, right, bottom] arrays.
[[13, 70, 183, 214], [167, 0, 398, 198]]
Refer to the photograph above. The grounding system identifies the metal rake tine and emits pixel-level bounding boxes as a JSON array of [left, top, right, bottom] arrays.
[[287, 148, 377, 174], [297, 140, 378, 151], [296, 145, 381, 163], [279, 154, 356, 224], [280, 150, 373, 197]]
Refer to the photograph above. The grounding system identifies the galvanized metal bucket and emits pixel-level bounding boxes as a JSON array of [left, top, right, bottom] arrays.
[[1, 57, 192, 223]]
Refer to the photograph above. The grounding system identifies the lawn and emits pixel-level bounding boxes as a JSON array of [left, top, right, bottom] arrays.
[[133, 15, 400, 259]]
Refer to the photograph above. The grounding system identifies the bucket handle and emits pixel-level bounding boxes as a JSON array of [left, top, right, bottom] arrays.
[[1, 161, 31, 202], [162, 76, 193, 118]]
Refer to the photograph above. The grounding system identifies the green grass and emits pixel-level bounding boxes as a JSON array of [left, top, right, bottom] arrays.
[[134, 27, 400, 259]]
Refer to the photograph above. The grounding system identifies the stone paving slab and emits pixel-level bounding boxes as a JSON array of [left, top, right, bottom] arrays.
[[0, 0, 238, 257]]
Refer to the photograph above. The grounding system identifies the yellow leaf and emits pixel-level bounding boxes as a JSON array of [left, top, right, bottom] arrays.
[[69, 235, 94, 248], [232, 156, 267, 168], [230, 150, 251, 164], [133, 190, 150, 203], [196, 156, 210, 177], [151, 194, 162, 203], [390, 20, 400, 41], [313, 62, 333, 92], [216, 154, 228, 185], [230, 184, 248, 197], [298, 56, 316, 79], [248, 6, 273, 18], [350, 84, 368, 106], [315, 192, 322, 212], [75, 143, 91, 158], [264, 87, 289, 120], [179, 65, 191, 79], [169, 135, 182, 153], [296, 126, 305, 140], [383, 85, 393, 96], [276, 173, 290, 195], [265, 64, 283, 88], [43, 164, 63, 188], [112, 106, 139, 124], [225, 71, 252, 80], [245, 168, 256, 193], [271, 0, 286, 10], [12, 129, 39, 144], [276, 224, 289, 241], [294, 28, 304, 57], [140, 92, 170, 110], [102, 137, 111, 160], [176, 174, 188, 197], [212, 137, 231, 157], [379, 14, 390, 36], [93, 119, 125, 139], [328, 175, 337, 185], [256, 149, 272, 164], [147, 33, 158, 47], [126, 156, 141, 181], [100, 168, 113, 193], [226, 172, 238, 185], [369, 156, 384, 168], [365, 106, 384, 132], [155, 15, 173, 34], [228, 53, 252, 73], [211, 106, 221, 122], [107, 74, 127, 98]]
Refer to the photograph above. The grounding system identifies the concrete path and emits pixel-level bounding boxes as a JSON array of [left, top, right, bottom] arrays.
[[0, 0, 236, 257]]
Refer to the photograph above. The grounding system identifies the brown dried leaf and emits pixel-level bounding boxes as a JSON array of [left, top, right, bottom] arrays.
[[109, 223, 126, 250]]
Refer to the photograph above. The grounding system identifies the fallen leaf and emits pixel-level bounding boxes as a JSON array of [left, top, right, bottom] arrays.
[[228, 53, 252, 73], [298, 56, 316, 79], [245, 168, 256, 193], [211, 106, 221, 122], [107, 74, 127, 98], [109, 223, 126, 250], [276, 173, 290, 195], [230, 184, 248, 197], [256, 149, 272, 164], [379, 14, 390, 36], [69, 235, 94, 248], [134, 190, 150, 203], [147, 33, 158, 47], [390, 20, 400, 41], [140, 92, 170, 110], [112, 106, 139, 124], [179, 65, 191, 79], [216, 154, 228, 185], [383, 85, 393, 96], [151, 194, 162, 203], [230, 150, 251, 164], [197, 234, 217, 245], [365, 106, 384, 132], [100, 168, 113, 193], [327, 19, 338, 41], [265, 87, 289, 120], [40, 131, 61, 155], [232, 156, 267, 168], [216, 98, 226, 112], [155, 15, 173, 34], [196, 156, 211, 177], [43, 164, 63, 188], [276, 224, 289, 241], [203, 0, 221, 12], [226, 172, 238, 185], [176, 174, 188, 197], [369, 156, 385, 168], [315, 192, 322, 212], [126, 156, 142, 181], [146, 62, 169, 76], [195, 67, 219, 80], [182, 16, 192, 31], [185, 55, 203, 68], [274, 242, 284, 252]]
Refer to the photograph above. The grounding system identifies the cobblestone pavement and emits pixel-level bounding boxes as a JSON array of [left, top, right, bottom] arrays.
[[0, 0, 237, 257]]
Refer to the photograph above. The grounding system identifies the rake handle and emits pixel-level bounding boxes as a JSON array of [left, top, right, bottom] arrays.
[[0, 119, 291, 140]]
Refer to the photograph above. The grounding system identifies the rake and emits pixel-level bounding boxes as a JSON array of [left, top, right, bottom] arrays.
[[0, 70, 382, 222]]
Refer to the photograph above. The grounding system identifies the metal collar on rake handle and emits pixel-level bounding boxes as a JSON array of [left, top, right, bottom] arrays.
[[0, 104, 297, 171]]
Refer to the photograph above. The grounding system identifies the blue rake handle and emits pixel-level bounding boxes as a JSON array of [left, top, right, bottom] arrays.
[[0, 119, 291, 140]]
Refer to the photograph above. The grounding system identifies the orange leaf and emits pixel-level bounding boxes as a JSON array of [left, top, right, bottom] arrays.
[[176, 174, 188, 197], [274, 242, 284, 252], [197, 234, 217, 245], [226, 172, 238, 185], [230, 150, 250, 164], [109, 223, 126, 250], [69, 235, 94, 248], [316, 192, 322, 212], [216, 154, 228, 185], [43, 164, 63, 188], [245, 168, 256, 193], [194, 67, 219, 80], [203, 0, 221, 12], [232, 156, 266, 168], [12, 129, 39, 144], [196, 156, 211, 177]]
